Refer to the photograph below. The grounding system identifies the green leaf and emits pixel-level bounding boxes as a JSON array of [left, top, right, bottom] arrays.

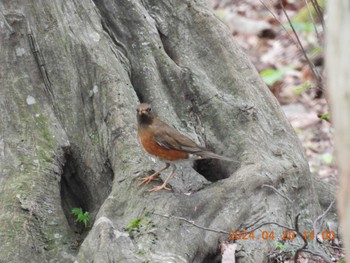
[[71, 207, 83, 216], [275, 241, 285, 250], [322, 153, 334, 165], [71, 207, 90, 227], [76, 212, 90, 227], [294, 81, 312, 94], [283, 22, 314, 32], [319, 113, 330, 119], [260, 68, 291, 86], [125, 218, 142, 232]]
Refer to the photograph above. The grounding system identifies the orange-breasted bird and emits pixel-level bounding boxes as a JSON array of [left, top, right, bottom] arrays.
[[136, 103, 233, 192]]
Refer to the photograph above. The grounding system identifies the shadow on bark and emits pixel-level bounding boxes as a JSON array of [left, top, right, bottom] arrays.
[[60, 146, 114, 237]]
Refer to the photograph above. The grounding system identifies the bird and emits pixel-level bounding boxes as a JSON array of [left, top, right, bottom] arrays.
[[136, 103, 233, 192]]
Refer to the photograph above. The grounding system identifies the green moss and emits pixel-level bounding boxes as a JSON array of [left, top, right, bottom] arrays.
[[88, 132, 99, 145], [36, 115, 54, 145], [124, 211, 155, 238], [292, 0, 324, 23], [125, 218, 142, 232], [38, 148, 52, 162], [0, 95, 57, 232]]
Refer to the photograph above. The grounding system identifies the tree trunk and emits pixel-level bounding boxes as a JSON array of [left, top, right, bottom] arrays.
[[326, 0, 350, 261], [0, 0, 336, 262]]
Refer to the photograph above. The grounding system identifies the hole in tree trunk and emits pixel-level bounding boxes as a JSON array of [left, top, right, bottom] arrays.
[[202, 250, 221, 263], [60, 146, 114, 245], [193, 158, 231, 182]]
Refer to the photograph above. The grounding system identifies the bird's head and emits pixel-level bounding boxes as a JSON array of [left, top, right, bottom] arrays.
[[136, 103, 154, 125]]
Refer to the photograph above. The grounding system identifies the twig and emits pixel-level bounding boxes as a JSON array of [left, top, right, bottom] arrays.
[[26, 22, 64, 126], [262, 184, 293, 204], [239, 215, 265, 230], [246, 221, 295, 233], [312, 201, 335, 248], [310, 0, 324, 29], [296, 201, 334, 263], [292, 212, 332, 263], [153, 212, 229, 235], [278, 0, 323, 90], [294, 213, 307, 263], [258, 0, 298, 47], [303, 0, 320, 40], [314, 201, 335, 230], [27, 23, 53, 97], [255, 185, 335, 263]]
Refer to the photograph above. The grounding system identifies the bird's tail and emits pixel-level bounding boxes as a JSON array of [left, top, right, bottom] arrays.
[[196, 151, 235, 162]]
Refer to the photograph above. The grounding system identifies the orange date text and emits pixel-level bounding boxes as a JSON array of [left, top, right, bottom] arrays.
[[228, 230, 335, 241]]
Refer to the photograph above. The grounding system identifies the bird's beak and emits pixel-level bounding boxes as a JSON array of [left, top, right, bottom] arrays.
[[140, 109, 147, 115]]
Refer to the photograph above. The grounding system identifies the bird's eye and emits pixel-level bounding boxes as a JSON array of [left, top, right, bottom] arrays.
[[147, 108, 152, 112], [136, 109, 139, 112]]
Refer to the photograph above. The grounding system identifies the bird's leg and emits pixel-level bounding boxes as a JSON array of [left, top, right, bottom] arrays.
[[139, 163, 170, 186], [149, 164, 177, 192]]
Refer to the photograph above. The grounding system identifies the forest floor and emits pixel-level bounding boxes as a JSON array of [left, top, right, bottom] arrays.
[[207, 0, 341, 262], [207, 0, 336, 185]]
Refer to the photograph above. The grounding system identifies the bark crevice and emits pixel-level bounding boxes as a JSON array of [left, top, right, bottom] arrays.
[[60, 146, 114, 236], [0, 0, 338, 262]]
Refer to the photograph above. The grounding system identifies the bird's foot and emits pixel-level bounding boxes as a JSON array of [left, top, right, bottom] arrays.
[[139, 173, 161, 186], [149, 183, 172, 192]]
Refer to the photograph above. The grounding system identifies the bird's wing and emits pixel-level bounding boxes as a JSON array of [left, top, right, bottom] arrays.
[[151, 119, 205, 153], [151, 119, 235, 162]]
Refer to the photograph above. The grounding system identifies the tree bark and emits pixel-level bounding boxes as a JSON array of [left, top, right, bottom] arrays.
[[0, 0, 336, 262], [326, 0, 350, 260]]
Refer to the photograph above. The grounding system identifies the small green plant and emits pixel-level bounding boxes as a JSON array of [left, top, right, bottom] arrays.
[[294, 81, 312, 94], [260, 67, 292, 86], [319, 113, 330, 120], [124, 211, 155, 239], [275, 241, 285, 250], [125, 217, 143, 232], [321, 153, 334, 165], [71, 208, 90, 227]]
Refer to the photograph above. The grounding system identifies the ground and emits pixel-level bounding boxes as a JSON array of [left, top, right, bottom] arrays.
[[207, 0, 336, 184], [206, 0, 342, 261]]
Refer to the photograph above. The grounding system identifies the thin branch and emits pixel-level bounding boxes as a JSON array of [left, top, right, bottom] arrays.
[[315, 201, 335, 228], [216, 182, 334, 262], [153, 212, 229, 235], [312, 201, 335, 248], [310, 0, 324, 29], [246, 221, 295, 233], [258, 0, 298, 47], [262, 184, 293, 204], [239, 215, 265, 230], [303, 200, 335, 263], [294, 213, 308, 263], [278, 0, 323, 90], [153, 202, 336, 263], [303, 0, 320, 40]]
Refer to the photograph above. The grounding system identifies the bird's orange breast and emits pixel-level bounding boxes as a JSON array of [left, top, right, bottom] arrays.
[[139, 128, 189, 161]]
